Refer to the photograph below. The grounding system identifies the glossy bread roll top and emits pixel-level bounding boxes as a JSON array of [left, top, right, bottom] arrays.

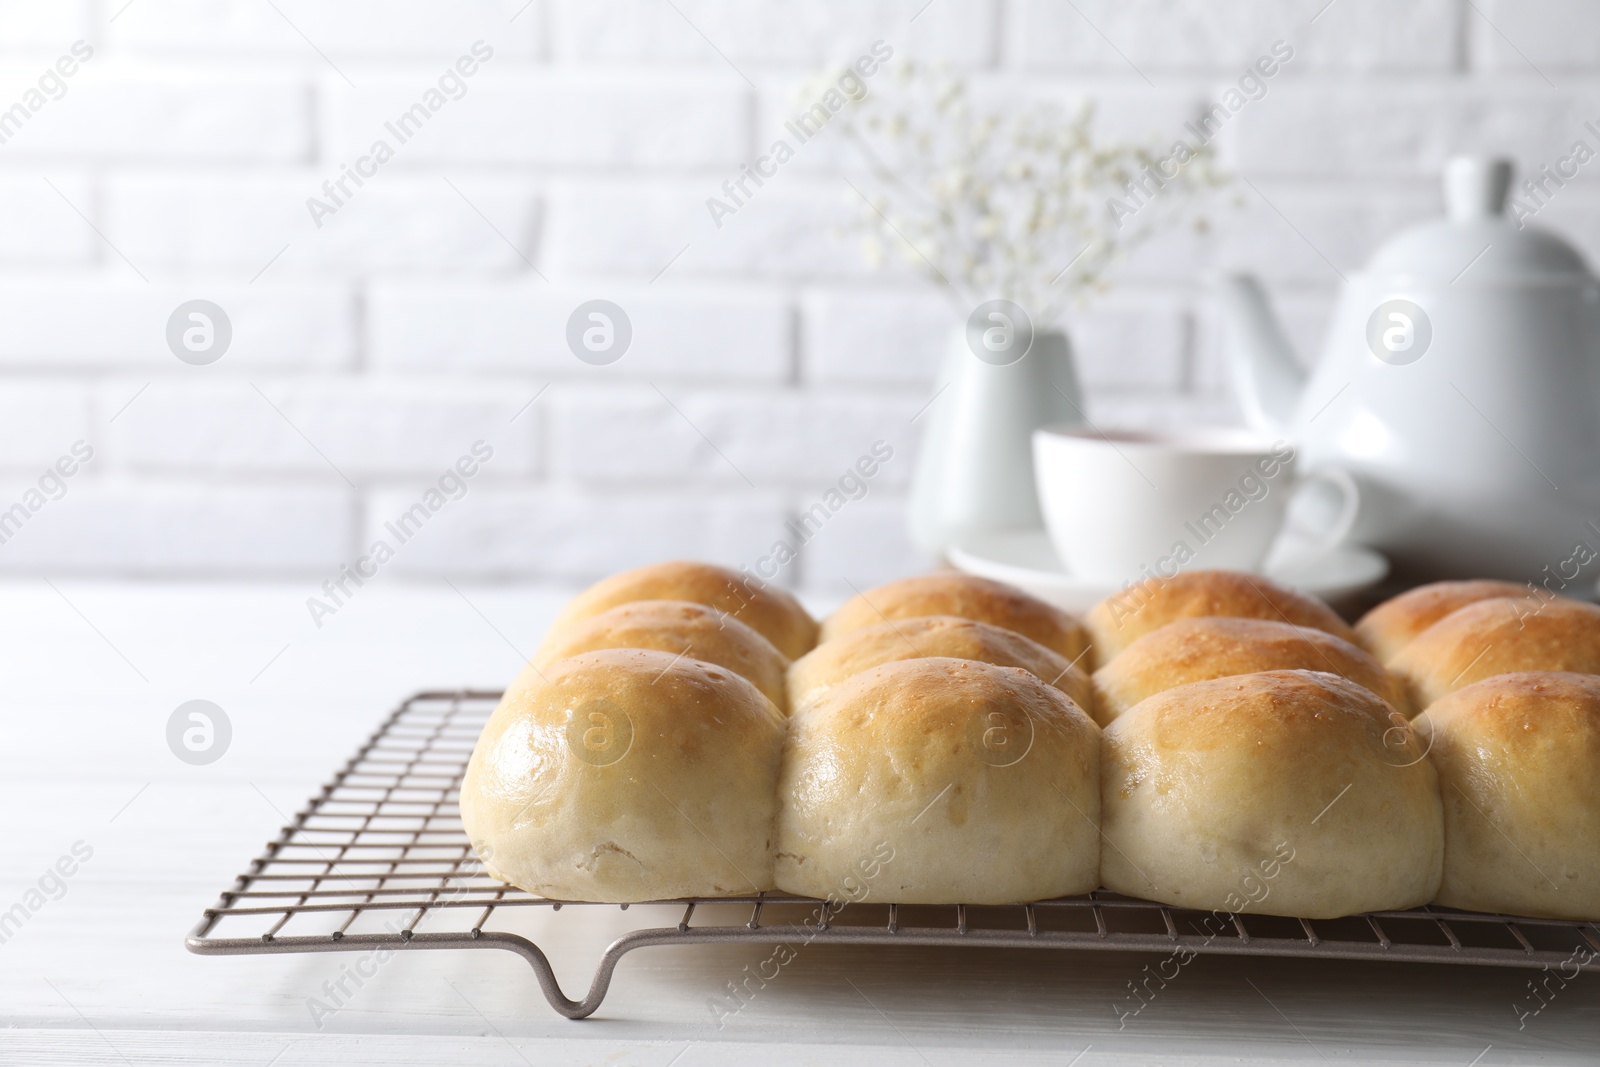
[[531, 598, 791, 714], [787, 614, 1091, 717], [1389, 596, 1600, 709], [1085, 569, 1355, 667], [776, 657, 1100, 905], [461, 649, 785, 902], [821, 573, 1088, 662], [1419, 671, 1600, 920], [1100, 670, 1442, 919], [542, 559, 819, 660], [1091, 616, 1411, 725], [1354, 579, 1530, 664]]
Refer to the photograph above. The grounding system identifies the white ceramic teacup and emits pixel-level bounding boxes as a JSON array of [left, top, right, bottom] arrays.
[[1031, 426, 1359, 583]]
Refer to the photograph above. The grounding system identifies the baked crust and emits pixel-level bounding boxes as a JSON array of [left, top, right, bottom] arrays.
[[1084, 569, 1354, 668], [776, 657, 1100, 904], [462, 649, 785, 902], [1354, 579, 1530, 664], [532, 599, 790, 714], [1389, 596, 1600, 709], [821, 573, 1088, 662], [1092, 616, 1411, 725], [543, 560, 818, 660], [1100, 670, 1442, 919], [1420, 671, 1600, 920], [788, 613, 1091, 717]]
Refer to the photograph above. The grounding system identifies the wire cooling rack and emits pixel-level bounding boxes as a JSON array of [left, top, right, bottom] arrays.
[[187, 691, 1600, 1019]]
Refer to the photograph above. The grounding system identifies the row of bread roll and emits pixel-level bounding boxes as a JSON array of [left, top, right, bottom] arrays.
[[461, 562, 1597, 921], [1100, 669, 1443, 919], [781, 655, 1102, 905], [785, 572, 1425, 911], [463, 562, 810, 901], [1422, 670, 1600, 918], [1096, 572, 1599, 920], [1074, 571, 1440, 916], [775, 573, 1100, 903], [1355, 579, 1600, 706], [1350, 581, 1600, 918], [462, 564, 1103, 904]]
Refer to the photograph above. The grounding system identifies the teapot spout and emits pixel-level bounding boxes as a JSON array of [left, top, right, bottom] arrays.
[[1216, 273, 1306, 435]]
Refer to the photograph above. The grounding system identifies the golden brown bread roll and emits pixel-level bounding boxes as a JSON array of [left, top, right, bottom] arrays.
[[776, 657, 1100, 904], [530, 599, 790, 714], [543, 560, 818, 660], [1418, 672, 1600, 920], [1354, 579, 1531, 664], [821, 573, 1088, 663], [461, 649, 785, 902], [787, 614, 1091, 717], [1389, 596, 1600, 709], [1100, 670, 1442, 919], [1084, 569, 1355, 668], [1091, 616, 1410, 726]]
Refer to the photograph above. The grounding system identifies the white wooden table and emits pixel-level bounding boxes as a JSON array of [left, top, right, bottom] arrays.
[[2, 580, 1594, 1065]]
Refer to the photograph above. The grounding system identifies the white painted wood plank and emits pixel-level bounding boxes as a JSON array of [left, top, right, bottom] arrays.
[[14, 1029, 1554, 1067]]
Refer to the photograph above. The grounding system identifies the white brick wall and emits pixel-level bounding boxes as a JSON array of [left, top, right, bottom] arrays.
[[369, 280, 792, 380], [5, 0, 1600, 591], [1009, 0, 1461, 71], [0, 280, 353, 367]]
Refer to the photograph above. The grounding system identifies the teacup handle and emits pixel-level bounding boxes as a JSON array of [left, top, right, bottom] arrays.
[[1270, 466, 1361, 568]]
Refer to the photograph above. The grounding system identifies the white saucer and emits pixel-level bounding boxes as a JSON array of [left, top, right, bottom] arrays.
[[948, 529, 1389, 613]]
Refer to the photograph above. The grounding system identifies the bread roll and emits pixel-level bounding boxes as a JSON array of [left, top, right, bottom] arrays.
[[1354, 579, 1530, 664], [461, 649, 785, 902], [1420, 672, 1600, 920], [1084, 569, 1355, 667], [1091, 617, 1410, 726], [530, 599, 790, 714], [1100, 670, 1442, 919], [821, 573, 1088, 662], [788, 614, 1091, 717], [544, 560, 818, 660], [776, 657, 1100, 904], [1389, 596, 1600, 709]]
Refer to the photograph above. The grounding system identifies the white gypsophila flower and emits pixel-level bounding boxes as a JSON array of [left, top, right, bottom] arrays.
[[821, 60, 1227, 324]]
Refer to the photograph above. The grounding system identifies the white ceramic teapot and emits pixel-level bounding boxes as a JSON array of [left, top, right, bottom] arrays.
[[1219, 156, 1600, 583]]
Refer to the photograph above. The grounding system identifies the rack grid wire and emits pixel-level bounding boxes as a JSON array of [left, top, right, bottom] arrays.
[[186, 690, 1600, 1019]]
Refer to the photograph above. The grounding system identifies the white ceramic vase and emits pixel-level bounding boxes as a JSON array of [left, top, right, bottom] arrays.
[[908, 325, 1086, 558]]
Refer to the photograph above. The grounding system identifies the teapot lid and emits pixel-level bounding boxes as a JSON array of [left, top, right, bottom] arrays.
[[1364, 156, 1592, 281]]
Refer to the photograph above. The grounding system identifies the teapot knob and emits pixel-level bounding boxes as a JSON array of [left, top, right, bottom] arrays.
[[1444, 156, 1512, 221]]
